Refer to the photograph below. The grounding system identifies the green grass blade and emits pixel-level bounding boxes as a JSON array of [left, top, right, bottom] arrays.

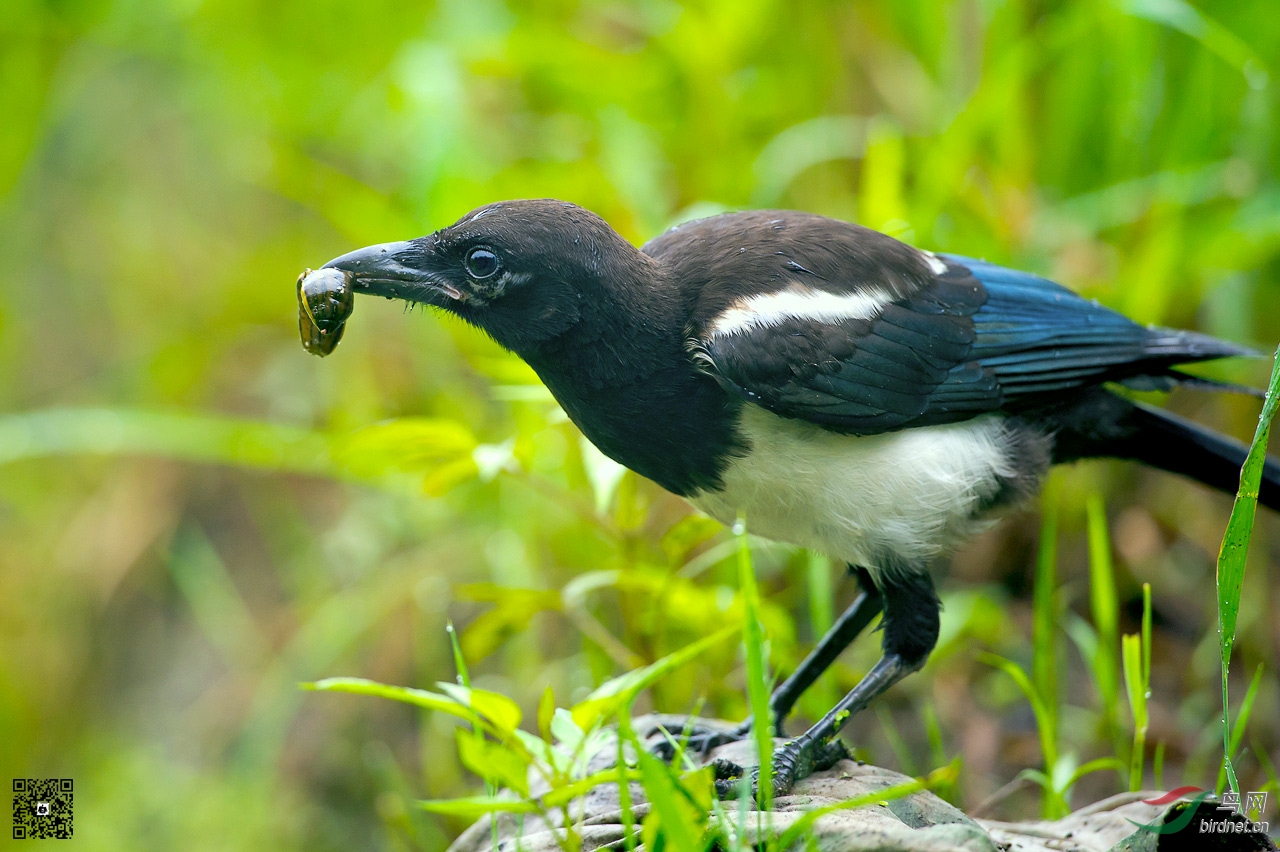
[[447, 620, 471, 687], [806, 551, 834, 641], [737, 518, 775, 812], [1141, 584, 1152, 690], [978, 654, 1057, 785], [876, 706, 918, 777], [1255, 747, 1279, 797], [1066, 757, 1127, 793], [616, 735, 640, 852], [1217, 664, 1265, 795], [982, 497, 1078, 820], [923, 704, 946, 771], [1122, 0, 1268, 80], [1086, 494, 1120, 741], [1032, 499, 1059, 761], [1216, 345, 1280, 795], [1122, 634, 1148, 790]]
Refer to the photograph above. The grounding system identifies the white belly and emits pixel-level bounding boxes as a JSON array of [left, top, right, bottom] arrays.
[[689, 407, 1020, 572]]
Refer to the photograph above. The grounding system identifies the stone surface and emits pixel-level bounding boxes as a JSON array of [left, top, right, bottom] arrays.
[[445, 716, 1276, 852]]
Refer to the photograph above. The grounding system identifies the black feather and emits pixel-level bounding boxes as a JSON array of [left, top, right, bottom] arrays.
[[698, 252, 1259, 436]]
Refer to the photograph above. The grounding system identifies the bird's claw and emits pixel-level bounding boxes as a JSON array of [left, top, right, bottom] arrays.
[[647, 720, 753, 762], [711, 738, 848, 803]]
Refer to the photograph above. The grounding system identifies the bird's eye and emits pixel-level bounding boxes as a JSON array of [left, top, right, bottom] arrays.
[[465, 247, 501, 279]]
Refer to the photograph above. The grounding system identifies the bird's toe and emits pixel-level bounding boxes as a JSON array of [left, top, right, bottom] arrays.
[[711, 737, 849, 804]]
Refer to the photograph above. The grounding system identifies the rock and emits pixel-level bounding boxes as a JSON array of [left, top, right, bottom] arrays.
[[445, 715, 1277, 852]]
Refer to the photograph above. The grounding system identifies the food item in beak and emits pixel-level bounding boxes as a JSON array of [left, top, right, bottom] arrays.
[[297, 267, 355, 356]]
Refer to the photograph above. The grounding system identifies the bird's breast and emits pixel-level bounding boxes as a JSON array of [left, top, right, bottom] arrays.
[[533, 361, 745, 497]]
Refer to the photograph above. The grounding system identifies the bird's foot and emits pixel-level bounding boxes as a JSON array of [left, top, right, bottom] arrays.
[[711, 737, 848, 803], [647, 719, 753, 762]]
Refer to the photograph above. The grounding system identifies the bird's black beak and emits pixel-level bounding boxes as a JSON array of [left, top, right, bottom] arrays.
[[322, 240, 464, 304]]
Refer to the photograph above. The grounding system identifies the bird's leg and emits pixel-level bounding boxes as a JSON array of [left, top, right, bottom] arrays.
[[713, 569, 940, 802], [650, 569, 882, 762], [767, 567, 882, 728]]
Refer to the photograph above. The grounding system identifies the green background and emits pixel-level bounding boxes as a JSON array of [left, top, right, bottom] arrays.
[[2, 0, 1277, 848]]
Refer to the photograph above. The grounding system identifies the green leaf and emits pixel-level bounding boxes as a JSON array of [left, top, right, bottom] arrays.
[[635, 747, 708, 852], [540, 766, 645, 809], [660, 515, 724, 566], [550, 708, 585, 751], [456, 586, 563, 661], [579, 435, 628, 515], [511, 728, 561, 775], [303, 677, 479, 724], [416, 797, 538, 819], [537, 685, 556, 741], [436, 683, 523, 736], [1217, 348, 1280, 656], [336, 418, 481, 494], [456, 730, 530, 797], [571, 625, 738, 730], [337, 417, 477, 474]]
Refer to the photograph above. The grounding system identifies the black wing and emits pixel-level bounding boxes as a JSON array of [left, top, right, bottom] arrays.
[[692, 254, 1249, 435]]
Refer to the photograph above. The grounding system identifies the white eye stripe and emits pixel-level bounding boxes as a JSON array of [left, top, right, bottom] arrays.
[[707, 286, 896, 337]]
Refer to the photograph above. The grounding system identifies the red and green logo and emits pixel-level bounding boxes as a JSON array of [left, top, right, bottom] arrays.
[[1127, 787, 1210, 834]]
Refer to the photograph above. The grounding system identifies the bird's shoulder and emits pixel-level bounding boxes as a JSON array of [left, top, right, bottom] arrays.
[[640, 209, 954, 327], [638, 211, 989, 432]]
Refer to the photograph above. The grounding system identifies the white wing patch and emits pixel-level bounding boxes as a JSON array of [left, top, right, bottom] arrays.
[[921, 251, 947, 276], [707, 285, 895, 337]]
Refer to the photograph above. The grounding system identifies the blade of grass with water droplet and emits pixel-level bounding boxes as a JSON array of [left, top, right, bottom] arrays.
[[1216, 345, 1280, 794]]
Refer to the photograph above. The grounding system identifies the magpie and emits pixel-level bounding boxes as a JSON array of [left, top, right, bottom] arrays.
[[314, 199, 1280, 799]]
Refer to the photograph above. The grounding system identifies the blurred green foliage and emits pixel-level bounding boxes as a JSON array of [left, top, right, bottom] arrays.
[[2, 0, 1279, 848]]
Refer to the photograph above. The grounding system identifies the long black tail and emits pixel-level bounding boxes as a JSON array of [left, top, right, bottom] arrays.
[[1048, 390, 1280, 511]]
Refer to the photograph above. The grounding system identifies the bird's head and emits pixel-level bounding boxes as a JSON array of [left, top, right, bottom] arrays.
[[322, 199, 645, 355]]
